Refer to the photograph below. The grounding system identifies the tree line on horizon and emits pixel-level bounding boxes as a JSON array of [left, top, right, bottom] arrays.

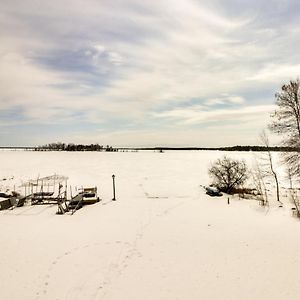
[[37, 142, 118, 152], [149, 145, 299, 152], [34, 144, 298, 152]]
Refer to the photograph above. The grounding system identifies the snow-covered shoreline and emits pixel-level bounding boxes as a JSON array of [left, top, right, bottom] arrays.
[[0, 151, 299, 300]]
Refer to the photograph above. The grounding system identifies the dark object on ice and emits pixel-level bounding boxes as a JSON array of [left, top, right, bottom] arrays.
[[33, 192, 54, 197], [17, 197, 27, 207], [0, 198, 13, 210], [67, 187, 100, 215], [291, 207, 300, 217], [112, 175, 116, 201], [0, 192, 19, 210], [206, 186, 222, 197], [0, 191, 23, 210], [0, 192, 10, 198], [80, 187, 100, 204], [67, 193, 84, 214], [32, 192, 55, 203]]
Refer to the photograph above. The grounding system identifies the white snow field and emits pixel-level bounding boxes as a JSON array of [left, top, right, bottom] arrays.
[[1, 150, 300, 300]]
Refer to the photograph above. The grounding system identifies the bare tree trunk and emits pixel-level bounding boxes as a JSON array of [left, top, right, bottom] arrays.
[[269, 155, 280, 203], [260, 130, 282, 204], [252, 159, 268, 206], [287, 168, 300, 217]]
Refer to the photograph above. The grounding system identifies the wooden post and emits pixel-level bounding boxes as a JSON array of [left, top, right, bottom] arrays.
[[41, 180, 44, 201], [227, 197, 230, 205], [65, 180, 67, 201], [112, 175, 116, 201], [53, 175, 56, 197]]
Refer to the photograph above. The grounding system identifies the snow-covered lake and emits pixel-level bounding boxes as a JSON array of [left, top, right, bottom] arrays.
[[0, 150, 299, 300]]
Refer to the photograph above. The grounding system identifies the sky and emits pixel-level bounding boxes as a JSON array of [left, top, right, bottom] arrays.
[[1, 0, 300, 147]]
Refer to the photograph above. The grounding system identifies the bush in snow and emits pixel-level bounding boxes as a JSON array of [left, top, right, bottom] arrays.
[[208, 156, 248, 194]]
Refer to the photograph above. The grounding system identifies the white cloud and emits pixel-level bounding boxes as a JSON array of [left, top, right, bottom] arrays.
[[205, 95, 245, 106], [153, 104, 275, 126], [247, 63, 300, 83], [94, 44, 106, 54], [108, 51, 124, 66]]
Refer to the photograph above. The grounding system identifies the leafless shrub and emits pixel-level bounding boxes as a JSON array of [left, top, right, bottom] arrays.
[[208, 156, 248, 194]]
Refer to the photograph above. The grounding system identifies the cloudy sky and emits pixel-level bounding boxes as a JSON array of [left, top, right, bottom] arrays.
[[1, 0, 300, 147]]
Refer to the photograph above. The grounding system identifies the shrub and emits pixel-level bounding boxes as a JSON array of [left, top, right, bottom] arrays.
[[208, 156, 248, 194]]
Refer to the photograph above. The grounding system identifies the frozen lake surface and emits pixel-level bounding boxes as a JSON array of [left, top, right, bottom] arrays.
[[0, 150, 299, 300]]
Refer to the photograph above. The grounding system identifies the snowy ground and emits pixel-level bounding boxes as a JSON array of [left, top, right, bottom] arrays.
[[1, 150, 300, 300]]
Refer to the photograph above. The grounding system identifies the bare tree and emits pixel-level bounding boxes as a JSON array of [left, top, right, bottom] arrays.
[[269, 79, 300, 177], [251, 159, 269, 206], [259, 130, 281, 203], [208, 156, 248, 194], [287, 167, 300, 217]]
